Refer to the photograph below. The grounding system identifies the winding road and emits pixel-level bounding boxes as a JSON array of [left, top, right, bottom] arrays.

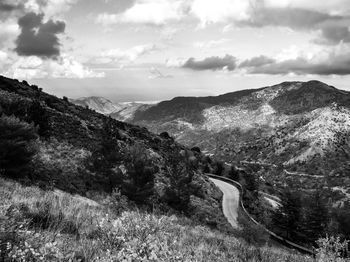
[[209, 177, 240, 228]]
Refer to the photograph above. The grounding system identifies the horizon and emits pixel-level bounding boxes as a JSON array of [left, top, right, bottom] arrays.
[[1, 0, 350, 102]]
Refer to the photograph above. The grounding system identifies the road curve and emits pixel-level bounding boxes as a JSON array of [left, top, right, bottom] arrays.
[[209, 178, 240, 228]]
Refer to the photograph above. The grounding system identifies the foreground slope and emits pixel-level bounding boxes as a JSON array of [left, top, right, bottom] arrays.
[[0, 75, 225, 226], [0, 177, 314, 261]]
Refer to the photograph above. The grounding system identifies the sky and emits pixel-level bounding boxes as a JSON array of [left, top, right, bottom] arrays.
[[1, 0, 350, 102]]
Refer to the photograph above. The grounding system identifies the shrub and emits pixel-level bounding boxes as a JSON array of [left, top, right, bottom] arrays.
[[0, 115, 37, 177], [316, 236, 349, 261]]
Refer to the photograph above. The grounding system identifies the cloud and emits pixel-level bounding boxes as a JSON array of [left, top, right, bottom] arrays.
[[244, 45, 350, 75], [22, 0, 78, 18], [193, 38, 230, 49], [165, 57, 187, 67], [245, 7, 342, 30], [263, 0, 350, 16], [93, 44, 160, 64], [239, 55, 275, 68], [15, 12, 65, 58], [148, 67, 173, 79], [4, 54, 104, 79], [191, 0, 250, 26], [0, 0, 22, 12], [314, 24, 350, 45], [182, 55, 237, 71], [96, 0, 189, 26]]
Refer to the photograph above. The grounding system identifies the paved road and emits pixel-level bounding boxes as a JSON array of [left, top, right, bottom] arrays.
[[209, 178, 240, 228]]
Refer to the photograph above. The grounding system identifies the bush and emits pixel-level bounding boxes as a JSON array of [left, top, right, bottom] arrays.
[[238, 215, 270, 246], [0, 115, 37, 177], [316, 236, 349, 261], [122, 144, 156, 204]]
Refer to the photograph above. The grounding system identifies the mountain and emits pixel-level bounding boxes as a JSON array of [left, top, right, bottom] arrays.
[[70, 96, 154, 121], [70, 96, 122, 114], [0, 75, 226, 227], [0, 76, 344, 260], [131, 80, 350, 204]]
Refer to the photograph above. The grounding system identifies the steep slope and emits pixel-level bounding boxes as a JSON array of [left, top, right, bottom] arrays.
[[131, 80, 350, 200], [0, 75, 225, 226]]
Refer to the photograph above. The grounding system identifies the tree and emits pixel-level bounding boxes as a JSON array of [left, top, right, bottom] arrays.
[[0, 115, 37, 177], [164, 150, 194, 211], [228, 166, 240, 181], [89, 118, 123, 191], [122, 144, 156, 204], [272, 189, 302, 240], [215, 161, 224, 176], [28, 100, 50, 137], [303, 190, 329, 243]]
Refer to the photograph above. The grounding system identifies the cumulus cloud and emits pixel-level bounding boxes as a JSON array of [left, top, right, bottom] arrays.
[[0, 0, 22, 12], [182, 55, 237, 71], [15, 12, 65, 58], [106, 0, 349, 48], [93, 44, 160, 64], [96, 0, 189, 26], [262, 0, 350, 16], [239, 55, 275, 68], [314, 23, 350, 45], [191, 0, 250, 26], [245, 8, 341, 30], [244, 45, 350, 75], [4, 55, 104, 79], [22, 0, 78, 18]]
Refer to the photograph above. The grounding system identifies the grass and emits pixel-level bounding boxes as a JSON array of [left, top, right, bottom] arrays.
[[0, 177, 316, 261]]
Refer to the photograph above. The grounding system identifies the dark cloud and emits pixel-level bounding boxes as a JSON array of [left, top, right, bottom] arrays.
[[239, 55, 275, 68], [247, 55, 350, 76], [246, 8, 342, 30], [0, 0, 24, 20], [0, 0, 22, 12], [182, 55, 237, 71], [15, 12, 65, 58], [315, 24, 350, 45]]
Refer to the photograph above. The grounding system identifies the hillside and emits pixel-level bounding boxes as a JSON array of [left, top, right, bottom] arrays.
[[70, 96, 153, 121], [0, 177, 314, 261], [0, 75, 226, 227], [131, 81, 350, 203]]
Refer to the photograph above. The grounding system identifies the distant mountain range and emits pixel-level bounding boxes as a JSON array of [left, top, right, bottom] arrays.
[[76, 81, 350, 204], [70, 96, 154, 121]]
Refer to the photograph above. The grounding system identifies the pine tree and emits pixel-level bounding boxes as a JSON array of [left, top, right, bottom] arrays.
[[273, 189, 302, 240], [28, 100, 50, 137], [89, 118, 123, 191], [228, 166, 240, 181], [0, 115, 37, 177], [164, 150, 194, 211], [121, 143, 156, 204], [303, 190, 329, 244]]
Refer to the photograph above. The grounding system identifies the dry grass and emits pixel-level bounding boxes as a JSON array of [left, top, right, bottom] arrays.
[[0, 177, 315, 261]]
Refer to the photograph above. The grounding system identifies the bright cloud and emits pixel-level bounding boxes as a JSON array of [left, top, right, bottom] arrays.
[[191, 0, 250, 26], [95, 44, 160, 64], [96, 0, 189, 26], [5, 55, 104, 79]]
